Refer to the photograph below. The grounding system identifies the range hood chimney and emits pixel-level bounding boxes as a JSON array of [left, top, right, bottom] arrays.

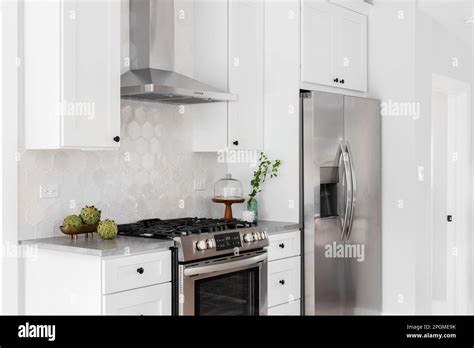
[[121, 0, 237, 104]]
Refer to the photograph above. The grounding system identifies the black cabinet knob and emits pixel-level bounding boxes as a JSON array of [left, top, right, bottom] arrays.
[[113, 136, 121, 143], [447, 215, 453, 222], [279, 243, 285, 249], [333, 78, 339, 83], [137, 267, 144, 274], [340, 79, 345, 84], [233, 140, 239, 146], [279, 279, 285, 285]]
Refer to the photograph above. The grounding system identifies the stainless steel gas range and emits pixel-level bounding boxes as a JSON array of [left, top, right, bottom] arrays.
[[118, 218, 269, 316]]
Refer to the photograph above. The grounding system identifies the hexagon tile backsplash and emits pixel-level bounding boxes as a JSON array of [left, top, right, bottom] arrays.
[[18, 100, 228, 240]]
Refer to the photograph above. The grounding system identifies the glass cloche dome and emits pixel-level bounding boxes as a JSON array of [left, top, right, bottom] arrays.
[[213, 173, 243, 200]]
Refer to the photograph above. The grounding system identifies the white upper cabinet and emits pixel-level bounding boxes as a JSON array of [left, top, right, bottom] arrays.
[[24, 0, 121, 149], [228, 0, 264, 150], [301, 1, 334, 87], [331, 4, 367, 92], [190, 0, 229, 152], [192, 0, 265, 152], [301, 0, 367, 92]]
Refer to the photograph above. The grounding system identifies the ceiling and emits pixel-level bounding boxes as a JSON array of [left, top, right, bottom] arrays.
[[418, 0, 474, 47]]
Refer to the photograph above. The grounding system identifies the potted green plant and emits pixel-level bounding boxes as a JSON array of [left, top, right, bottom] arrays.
[[247, 152, 281, 220]]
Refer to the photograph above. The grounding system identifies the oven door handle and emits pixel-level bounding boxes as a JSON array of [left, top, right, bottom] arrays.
[[183, 253, 267, 277]]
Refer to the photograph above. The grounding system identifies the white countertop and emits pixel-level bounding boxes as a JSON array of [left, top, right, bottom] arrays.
[[20, 235, 174, 257], [19, 220, 300, 257]]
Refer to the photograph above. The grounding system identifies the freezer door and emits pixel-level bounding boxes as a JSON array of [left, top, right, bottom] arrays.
[[303, 91, 346, 315], [343, 96, 382, 314]]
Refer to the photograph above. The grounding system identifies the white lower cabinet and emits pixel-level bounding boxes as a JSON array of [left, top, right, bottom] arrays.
[[23, 248, 172, 315], [102, 251, 171, 295], [267, 230, 301, 261], [268, 256, 301, 308], [268, 300, 301, 316], [266, 229, 302, 315], [103, 283, 171, 315]]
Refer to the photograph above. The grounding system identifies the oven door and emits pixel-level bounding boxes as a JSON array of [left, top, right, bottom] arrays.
[[179, 251, 268, 316]]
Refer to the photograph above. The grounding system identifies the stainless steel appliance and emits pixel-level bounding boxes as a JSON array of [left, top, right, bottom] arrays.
[[301, 91, 381, 315], [118, 218, 268, 315], [121, 0, 237, 104]]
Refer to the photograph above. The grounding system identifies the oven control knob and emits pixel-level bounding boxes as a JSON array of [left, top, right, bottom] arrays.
[[196, 240, 207, 251], [243, 233, 254, 243], [206, 239, 215, 249], [261, 231, 267, 240], [253, 232, 261, 241]]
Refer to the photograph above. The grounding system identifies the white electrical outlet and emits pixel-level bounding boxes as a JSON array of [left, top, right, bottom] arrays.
[[397, 293, 404, 304], [417, 166, 424, 182], [40, 184, 59, 199], [193, 171, 206, 191]]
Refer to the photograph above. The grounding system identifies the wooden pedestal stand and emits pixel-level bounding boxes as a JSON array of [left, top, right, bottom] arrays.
[[212, 197, 245, 220]]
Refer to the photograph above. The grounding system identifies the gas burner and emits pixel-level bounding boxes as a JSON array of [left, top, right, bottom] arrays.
[[118, 216, 267, 263], [117, 217, 256, 240]]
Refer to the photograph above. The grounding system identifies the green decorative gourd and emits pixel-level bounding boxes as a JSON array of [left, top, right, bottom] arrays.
[[80, 205, 101, 225], [97, 219, 118, 240]]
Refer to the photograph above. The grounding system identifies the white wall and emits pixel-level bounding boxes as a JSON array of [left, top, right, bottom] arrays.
[[1, 0, 19, 314], [471, 20, 474, 314], [368, 0, 418, 315], [0, 0, 3, 316], [369, 0, 473, 314]]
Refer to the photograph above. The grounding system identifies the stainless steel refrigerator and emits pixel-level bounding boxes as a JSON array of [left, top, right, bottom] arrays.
[[301, 91, 381, 315]]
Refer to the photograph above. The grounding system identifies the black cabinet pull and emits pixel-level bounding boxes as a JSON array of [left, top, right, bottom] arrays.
[[137, 267, 144, 274], [447, 215, 453, 222], [279, 279, 285, 285], [233, 140, 239, 146], [333, 78, 339, 83], [113, 136, 121, 143], [279, 243, 285, 249], [340, 79, 345, 84]]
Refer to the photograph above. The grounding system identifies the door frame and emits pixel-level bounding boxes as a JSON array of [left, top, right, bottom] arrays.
[[431, 73, 471, 314]]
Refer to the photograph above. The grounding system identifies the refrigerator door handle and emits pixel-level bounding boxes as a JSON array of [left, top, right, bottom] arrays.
[[345, 141, 357, 241], [337, 141, 352, 241]]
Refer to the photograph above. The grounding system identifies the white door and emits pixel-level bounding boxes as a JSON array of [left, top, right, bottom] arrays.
[[301, 0, 335, 87], [61, 0, 120, 148], [228, 0, 264, 150], [431, 75, 470, 314], [332, 5, 367, 92]]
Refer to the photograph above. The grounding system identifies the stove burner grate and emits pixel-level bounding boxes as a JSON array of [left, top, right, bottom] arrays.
[[117, 217, 256, 239]]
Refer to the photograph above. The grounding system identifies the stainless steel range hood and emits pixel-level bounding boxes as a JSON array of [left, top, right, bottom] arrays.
[[121, 0, 237, 104]]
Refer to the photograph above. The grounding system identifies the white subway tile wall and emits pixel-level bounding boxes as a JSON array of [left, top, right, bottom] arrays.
[[18, 100, 227, 240]]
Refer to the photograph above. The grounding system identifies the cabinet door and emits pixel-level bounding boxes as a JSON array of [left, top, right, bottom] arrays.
[[102, 251, 172, 295], [268, 299, 301, 315], [301, 0, 336, 87], [267, 256, 301, 307], [267, 230, 301, 261], [61, 0, 120, 148], [332, 5, 367, 92], [191, 0, 229, 152], [228, 0, 264, 150], [102, 283, 171, 315]]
